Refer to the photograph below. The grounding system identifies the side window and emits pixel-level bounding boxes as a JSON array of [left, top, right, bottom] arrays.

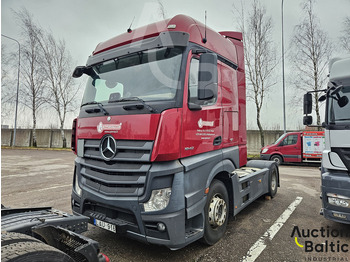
[[282, 135, 298, 146], [188, 58, 199, 104], [188, 57, 217, 106]]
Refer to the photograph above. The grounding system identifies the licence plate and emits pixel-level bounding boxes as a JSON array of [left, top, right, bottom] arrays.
[[94, 219, 116, 233]]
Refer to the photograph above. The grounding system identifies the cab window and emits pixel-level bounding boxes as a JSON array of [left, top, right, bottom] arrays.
[[281, 134, 298, 146], [188, 57, 217, 106]]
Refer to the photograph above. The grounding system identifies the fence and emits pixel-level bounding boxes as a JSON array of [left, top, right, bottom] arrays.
[[1, 128, 292, 154]]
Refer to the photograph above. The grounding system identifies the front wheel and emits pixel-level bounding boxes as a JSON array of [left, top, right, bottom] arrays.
[[270, 155, 283, 165], [202, 179, 229, 245]]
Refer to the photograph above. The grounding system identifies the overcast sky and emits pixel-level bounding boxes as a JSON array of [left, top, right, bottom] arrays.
[[2, 0, 350, 130]]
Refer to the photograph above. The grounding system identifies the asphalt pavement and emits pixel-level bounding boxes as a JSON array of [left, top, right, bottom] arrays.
[[1, 148, 349, 262]]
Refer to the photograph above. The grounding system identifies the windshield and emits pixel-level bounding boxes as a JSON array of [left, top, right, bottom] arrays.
[[81, 47, 183, 105], [274, 134, 286, 145], [327, 85, 350, 124]]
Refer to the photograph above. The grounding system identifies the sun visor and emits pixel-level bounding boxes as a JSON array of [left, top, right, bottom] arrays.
[[86, 31, 189, 67]]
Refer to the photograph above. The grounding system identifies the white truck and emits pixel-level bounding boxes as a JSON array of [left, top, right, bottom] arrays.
[[303, 56, 350, 224]]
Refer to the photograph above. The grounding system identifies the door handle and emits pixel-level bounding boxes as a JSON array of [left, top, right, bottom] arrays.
[[213, 136, 222, 146]]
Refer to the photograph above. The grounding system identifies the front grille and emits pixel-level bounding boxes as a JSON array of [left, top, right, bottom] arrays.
[[79, 139, 153, 196], [84, 139, 153, 162]]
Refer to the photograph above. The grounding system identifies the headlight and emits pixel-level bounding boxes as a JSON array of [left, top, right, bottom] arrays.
[[262, 148, 268, 154], [74, 173, 82, 196], [144, 188, 171, 212], [327, 193, 350, 208]]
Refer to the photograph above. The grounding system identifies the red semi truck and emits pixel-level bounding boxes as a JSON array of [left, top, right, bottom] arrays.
[[260, 131, 325, 164], [71, 14, 279, 249]]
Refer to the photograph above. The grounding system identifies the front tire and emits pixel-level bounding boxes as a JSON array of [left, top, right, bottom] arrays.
[[202, 179, 229, 245], [270, 155, 283, 165]]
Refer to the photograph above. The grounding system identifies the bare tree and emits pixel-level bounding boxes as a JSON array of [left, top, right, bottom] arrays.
[[157, 0, 167, 19], [289, 0, 333, 127], [38, 31, 79, 148], [14, 8, 46, 146], [1, 44, 16, 120], [340, 16, 350, 52], [233, 0, 277, 147]]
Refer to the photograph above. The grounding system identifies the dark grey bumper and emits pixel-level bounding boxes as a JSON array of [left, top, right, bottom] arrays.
[[321, 171, 350, 224], [71, 157, 203, 249]]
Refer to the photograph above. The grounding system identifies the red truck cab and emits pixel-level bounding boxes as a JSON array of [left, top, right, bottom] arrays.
[[260, 131, 325, 164], [71, 14, 279, 249]]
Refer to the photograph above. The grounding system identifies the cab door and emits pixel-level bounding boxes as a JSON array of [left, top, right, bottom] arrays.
[[181, 51, 222, 158], [278, 133, 302, 162]]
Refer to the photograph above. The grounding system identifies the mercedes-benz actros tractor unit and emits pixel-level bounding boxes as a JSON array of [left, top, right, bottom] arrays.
[[71, 15, 279, 249]]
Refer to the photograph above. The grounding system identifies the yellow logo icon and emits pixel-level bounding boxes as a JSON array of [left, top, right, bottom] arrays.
[[295, 237, 304, 248]]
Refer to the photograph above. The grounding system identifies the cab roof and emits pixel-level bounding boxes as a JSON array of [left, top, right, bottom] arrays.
[[93, 14, 242, 67]]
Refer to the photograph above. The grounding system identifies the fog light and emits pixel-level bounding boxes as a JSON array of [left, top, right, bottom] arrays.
[[327, 193, 350, 208], [157, 222, 166, 232], [144, 188, 171, 212]]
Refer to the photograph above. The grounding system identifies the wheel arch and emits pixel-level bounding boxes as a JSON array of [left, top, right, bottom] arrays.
[[205, 159, 235, 217]]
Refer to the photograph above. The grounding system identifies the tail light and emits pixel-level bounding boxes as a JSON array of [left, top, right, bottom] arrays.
[[98, 253, 110, 262], [71, 118, 77, 154]]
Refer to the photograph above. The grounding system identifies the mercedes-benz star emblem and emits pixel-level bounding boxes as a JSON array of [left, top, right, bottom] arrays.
[[100, 135, 117, 161]]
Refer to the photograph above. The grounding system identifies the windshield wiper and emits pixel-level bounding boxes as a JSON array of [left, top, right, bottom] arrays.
[[109, 97, 158, 113], [81, 101, 109, 115]]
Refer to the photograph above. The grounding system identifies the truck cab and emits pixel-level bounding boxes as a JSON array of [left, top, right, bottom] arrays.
[[303, 57, 350, 224], [71, 15, 279, 249]]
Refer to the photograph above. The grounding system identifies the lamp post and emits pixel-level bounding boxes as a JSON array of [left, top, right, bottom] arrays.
[[2, 34, 21, 147], [281, 0, 286, 134]]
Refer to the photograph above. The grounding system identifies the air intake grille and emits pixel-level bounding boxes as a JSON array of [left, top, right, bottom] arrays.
[[79, 139, 153, 196]]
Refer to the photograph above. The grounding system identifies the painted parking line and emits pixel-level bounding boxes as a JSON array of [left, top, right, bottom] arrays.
[[241, 196, 303, 262], [2, 185, 71, 196]]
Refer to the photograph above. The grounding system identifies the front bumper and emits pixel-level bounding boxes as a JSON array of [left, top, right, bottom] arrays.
[[72, 192, 188, 249], [71, 157, 202, 249], [260, 154, 271, 160], [321, 171, 350, 224]]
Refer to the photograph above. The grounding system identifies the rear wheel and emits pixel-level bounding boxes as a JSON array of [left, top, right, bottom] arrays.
[[202, 179, 229, 245], [270, 155, 283, 165]]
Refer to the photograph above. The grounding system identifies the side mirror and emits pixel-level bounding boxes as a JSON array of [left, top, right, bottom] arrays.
[[303, 115, 313, 126], [72, 66, 85, 78], [338, 96, 349, 108], [198, 53, 218, 100], [303, 93, 312, 115], [318, 95, 326, 102]]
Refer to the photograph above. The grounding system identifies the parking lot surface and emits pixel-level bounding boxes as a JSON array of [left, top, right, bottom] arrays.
[[2, 148, 350, 261]]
